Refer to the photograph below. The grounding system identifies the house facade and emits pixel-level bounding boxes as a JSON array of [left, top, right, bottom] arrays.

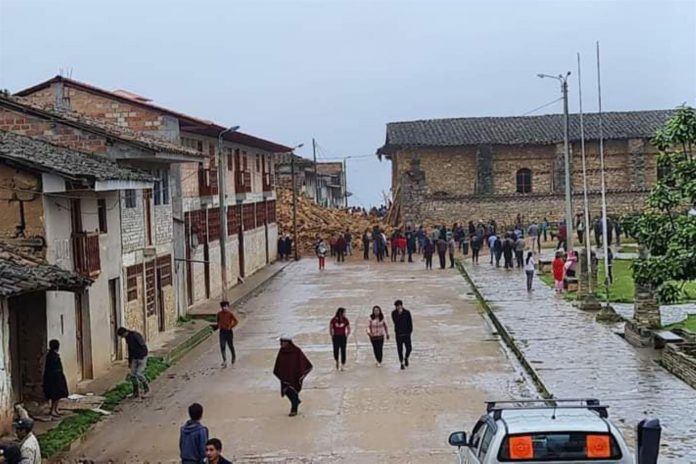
[[16, 76, 290, 309], [377, 111, 673, 226], [274, 155, 347, 208], [0, 131, 152, 429]]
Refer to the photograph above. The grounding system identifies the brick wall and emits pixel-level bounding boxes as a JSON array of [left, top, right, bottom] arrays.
[[0, 107, 107, 154]]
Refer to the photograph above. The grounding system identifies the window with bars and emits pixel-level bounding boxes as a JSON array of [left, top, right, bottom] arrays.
[[227, 204, 240, 235], [145, 260, 156, 316], [97, 199, 108, 233], [516, 168, 533, 194], [208, 209, 220, 241], [157, 254, 172, 286], [242, 203, 255, 230], [126, 264, 143, 302], [267, 200, 276, 223], [125, 189, 137, 208], [153, 169, 170, 206]]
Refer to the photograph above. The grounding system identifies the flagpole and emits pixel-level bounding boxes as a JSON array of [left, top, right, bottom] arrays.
[[577, 52, 593, 295], [596, 41, 611, 306]]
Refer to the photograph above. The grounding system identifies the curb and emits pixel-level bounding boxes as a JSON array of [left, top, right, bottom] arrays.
[[456, 261, 555, 400]]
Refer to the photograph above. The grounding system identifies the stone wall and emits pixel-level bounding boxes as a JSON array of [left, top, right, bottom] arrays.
[[0, 164, 44, 241], [154, 203, 172, 245], [662, 343, 696, 389], [406, 191, 649, 228], [121, 190, 146, 252], [393, 139, 659, 226]]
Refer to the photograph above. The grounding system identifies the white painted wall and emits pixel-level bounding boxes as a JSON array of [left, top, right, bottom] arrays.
[[243, 227, 267, 276], [0, 299, 12, 433], [267, 223, 278, 263]]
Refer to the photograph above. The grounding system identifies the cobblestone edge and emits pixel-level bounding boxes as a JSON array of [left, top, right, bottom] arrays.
[[456, 261, 554, 400]]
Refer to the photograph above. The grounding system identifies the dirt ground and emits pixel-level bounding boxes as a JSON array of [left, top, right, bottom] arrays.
[[60, 257, 531, 463]]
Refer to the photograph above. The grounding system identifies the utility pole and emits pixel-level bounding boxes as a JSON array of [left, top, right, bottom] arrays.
[[538, 71, 574, 252], [217, 125, 239, 300], [343, 156, 349, 208], [288, 144, 304, 260], [312, 138, 319, 204]]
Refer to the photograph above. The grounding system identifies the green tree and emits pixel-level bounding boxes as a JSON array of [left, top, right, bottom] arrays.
[[631, 105, 696, 303]]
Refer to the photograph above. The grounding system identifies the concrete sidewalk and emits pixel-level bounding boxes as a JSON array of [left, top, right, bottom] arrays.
[[461, 261, 696, 463], [188, 260, 289, 316]]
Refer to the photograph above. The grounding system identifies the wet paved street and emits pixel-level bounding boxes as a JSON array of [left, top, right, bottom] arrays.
[[462, 260, 696, 463], [65, 259, 531, 463]]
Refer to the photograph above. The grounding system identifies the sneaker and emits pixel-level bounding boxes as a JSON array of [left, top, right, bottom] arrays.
[[289, 410, 298, 417], [221, 361, 227, 368]]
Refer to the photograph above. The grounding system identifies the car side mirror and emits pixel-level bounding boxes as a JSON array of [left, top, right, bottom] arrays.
[[449, 431, 468, 447]]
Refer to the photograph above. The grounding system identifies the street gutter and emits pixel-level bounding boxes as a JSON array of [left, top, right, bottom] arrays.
[[456, 261, 554, 400]]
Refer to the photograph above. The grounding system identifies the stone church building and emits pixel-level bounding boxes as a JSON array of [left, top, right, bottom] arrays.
[[377, 110, 672, 227]]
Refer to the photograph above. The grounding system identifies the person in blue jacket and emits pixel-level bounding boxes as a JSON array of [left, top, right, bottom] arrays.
[[179, 403, 209, 464]]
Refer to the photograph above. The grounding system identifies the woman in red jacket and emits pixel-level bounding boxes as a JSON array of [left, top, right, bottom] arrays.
[[552, 251, 566, 293]]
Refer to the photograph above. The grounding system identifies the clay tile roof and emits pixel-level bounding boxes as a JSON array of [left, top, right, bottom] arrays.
[[0, 94, 201, 158], [0, 130, 153, 183], [379, 110, 674, 152], [15, 76, 293, 153], [0, 242, 92, 297]]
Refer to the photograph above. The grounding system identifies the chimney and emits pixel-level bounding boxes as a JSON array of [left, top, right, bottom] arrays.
[[53, 80, 71, 112]]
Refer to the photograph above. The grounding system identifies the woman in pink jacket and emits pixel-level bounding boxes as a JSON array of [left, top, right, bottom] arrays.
[[366, 306, 390, 367]]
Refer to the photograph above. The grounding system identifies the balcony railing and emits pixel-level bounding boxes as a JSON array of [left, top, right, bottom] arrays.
[[73, 232, 101, 277], [235, 170, 252, 194], [198, 167, 219, 197]]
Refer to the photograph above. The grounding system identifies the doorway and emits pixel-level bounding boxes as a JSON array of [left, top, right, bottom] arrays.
[[75, 291, 93, 380], [108, 278, 121, 361], [8, 292, 47, 402]]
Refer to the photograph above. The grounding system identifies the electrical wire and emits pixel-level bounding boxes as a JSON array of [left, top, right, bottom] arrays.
[[521, 97, 564, 116]]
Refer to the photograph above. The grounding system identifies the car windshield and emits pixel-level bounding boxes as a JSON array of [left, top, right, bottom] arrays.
[[498, 432, 622, 461]]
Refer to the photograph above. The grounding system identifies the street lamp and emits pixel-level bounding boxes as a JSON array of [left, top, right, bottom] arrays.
[[217, 125, 240, 299], [538, 72, 574, 253], [342, 155, 354, 208], [289, 143, 304, 261]]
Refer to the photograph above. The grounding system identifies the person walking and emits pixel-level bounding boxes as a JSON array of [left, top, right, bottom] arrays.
[[277, 235, 286, 261], [447, 235, 456, 268], [273, 336, 313, 417], [362, 229, 371, 260], [471, 234, 482, 265], [607, 247, 614, 284], [117, 327, 149, 398], [528, 221, 540, 254], [205, 438, 233, 464], [335, 233, 347, 263], [493, 234, 503, 267], [345, 229, 353, 256], [514, 236, 526, 268], [406, 227, 416, 262], [423, 237, 435, 270], [542, 217, 550, 242], [366, 306, 390, 367], [594, 218, 603, 248], [487, 233, 497, 265], [316, 237, 327, 270], [391, 300, 413, 370], [436, 237, 448, 269], [282, 234, 293, 260], [557, 221, 568, 251], [614, 220, 622, 247], [330, 307, 350, 371], [179, 403, 209, 464], [524, 251, 536, 292], [553, 251, 565, 293], [502, 234, 514, 270], [397, 233, 407, 262], [416, 226, 425, 254], [216, 301, 239, 368], [390, 231, 398, 262], [43, 339, 69, 418]]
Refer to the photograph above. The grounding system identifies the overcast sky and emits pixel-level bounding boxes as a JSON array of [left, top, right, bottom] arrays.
[[1, 0, 694, 207]]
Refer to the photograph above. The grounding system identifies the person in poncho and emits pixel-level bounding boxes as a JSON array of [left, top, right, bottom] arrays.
[[273, 336, 313, 417]]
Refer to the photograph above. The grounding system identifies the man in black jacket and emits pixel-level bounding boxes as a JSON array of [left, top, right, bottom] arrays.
[[117, 327, 150, 398], [391, 300, 413, 370]]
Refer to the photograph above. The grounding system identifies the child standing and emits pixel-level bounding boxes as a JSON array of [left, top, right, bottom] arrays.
[[316, 238, 327, 270]]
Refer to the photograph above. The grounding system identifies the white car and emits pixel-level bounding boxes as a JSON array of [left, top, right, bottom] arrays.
[[449, 399, 660, 464]]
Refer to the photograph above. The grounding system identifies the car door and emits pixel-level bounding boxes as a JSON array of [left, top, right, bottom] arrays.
[[464, 420, 488, 464]]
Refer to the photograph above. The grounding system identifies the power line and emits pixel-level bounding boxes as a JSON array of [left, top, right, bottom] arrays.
[[521, 97, 564, 116]]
